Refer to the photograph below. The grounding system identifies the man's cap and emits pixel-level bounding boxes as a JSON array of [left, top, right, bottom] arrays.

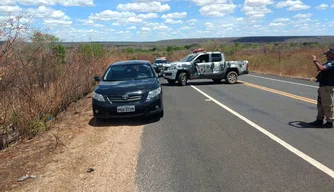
[[323, 48, 334, 55]]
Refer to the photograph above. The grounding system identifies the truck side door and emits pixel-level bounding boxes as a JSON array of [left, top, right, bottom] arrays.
[[211, 53, 225, 74], [194, 54, 211, 76]]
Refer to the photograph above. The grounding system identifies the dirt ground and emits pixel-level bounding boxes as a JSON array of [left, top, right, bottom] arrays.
[[0, 93, 147, 192]]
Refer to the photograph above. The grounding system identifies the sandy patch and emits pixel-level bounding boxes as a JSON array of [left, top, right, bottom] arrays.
[[0, 93, 145, 192]]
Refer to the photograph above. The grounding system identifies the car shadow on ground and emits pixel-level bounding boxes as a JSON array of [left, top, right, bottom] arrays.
[[160, 81, 244, 87], [88, 116, 160, 127], [288, 121, 325, 129]]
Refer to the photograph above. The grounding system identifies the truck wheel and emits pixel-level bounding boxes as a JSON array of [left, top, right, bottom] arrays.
[[225, 71, 238, 84], [212, 79, 222, 83], [167, 79, 175, 85], [178, 72, 187, 86]]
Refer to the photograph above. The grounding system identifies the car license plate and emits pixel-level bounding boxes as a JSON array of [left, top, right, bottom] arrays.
[[117, 105, 135, 113]]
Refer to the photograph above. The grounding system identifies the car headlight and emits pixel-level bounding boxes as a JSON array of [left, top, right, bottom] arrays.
[[93, 92, 105, 102], [147, 87, 161, 100]]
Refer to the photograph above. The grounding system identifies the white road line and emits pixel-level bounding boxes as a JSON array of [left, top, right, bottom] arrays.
[[190, 85, 334, 179], [247, 74, 318, 88]]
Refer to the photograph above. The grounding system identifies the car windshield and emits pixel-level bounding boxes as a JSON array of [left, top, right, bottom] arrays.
[[103, 63, 155, 81], [181, 54, 197, 62], [155, 60, 167, 63]]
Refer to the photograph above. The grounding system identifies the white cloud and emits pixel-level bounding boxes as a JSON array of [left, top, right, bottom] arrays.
[[16, 0, 55, 6], [117, 2, 170, 12], [205, 22, 214, 28], [221, 23, 233, 28], [273, 18, 290, 22], [192, 0, 236, 17], [127, 26, 136, 30], [57, 0, 94, 6], [236, 17, 244, 21], [141, 27, 151, 31], [137, 13, 158, 19], [152, 24, 169, 30], [276, 0, 310, 11], [293, 18, 312, 23], [242, 0, 273, 19], [143, 22, 161, 27], [0, 15, 31, 26], [134, 0, 170, 2], [0, 6, 22, 14], [77, 19, 92, 24], [43, 19, 72, 26], [315, 4, 328, 10], [180, 26, 190, 30], [127, 17, 143, 23], [165, 19, 182, 24], [26, 6, 70, 21], [2, 0, 16, 6], [293, 13, 312, 18], [244, 0, 274, 7], [269, 22, 286, 26], [89, 10, 136, 22], [15, 0, 94, 6], [187, 19, 197, 25], [200, 3, 236, 17], [161, 12, 187, 19]]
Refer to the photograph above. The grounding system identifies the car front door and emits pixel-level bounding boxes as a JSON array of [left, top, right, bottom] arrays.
[[194, 54, 211, 77]]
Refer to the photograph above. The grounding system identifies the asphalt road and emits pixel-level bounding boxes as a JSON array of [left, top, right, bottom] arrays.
[[136, 73, 334, 192]]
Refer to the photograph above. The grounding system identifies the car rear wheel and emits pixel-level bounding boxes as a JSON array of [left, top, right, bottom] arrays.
[[225, 71, 238, 84], [178, 72, 187, 86]]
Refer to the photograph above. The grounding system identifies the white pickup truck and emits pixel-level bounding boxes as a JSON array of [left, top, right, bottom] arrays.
[[162, 50, 249, 86]]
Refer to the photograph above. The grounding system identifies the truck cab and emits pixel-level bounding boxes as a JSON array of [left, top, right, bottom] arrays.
[[162, 49, 248, 86]]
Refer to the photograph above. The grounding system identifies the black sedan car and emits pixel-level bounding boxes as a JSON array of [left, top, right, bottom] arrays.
[[92, 60, 163, 120]]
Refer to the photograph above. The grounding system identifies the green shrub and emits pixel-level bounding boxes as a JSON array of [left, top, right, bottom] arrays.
[[80, 43, 105, 58]]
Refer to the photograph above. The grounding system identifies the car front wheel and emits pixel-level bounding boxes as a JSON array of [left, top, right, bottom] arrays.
[[178, 72, 187, 86]]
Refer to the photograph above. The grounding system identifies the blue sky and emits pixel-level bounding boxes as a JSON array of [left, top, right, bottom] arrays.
[[1, 0, 334, 42]]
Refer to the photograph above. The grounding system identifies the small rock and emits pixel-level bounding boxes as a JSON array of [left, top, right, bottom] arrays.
[[17, 175, 36, 182], [17, 175, 29, 182], [86, 168, 94, 173]]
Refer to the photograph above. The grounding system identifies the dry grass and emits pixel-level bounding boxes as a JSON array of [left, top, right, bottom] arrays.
[[0, 38, 132, 149], [228, 47, 326, 79]]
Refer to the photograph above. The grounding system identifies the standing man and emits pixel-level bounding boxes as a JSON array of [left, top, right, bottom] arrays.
[[309, 48, 334, 128]]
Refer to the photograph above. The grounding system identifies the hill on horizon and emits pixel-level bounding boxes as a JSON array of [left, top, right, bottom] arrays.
[[1, 35, 334, 48], [59, 35, 334, 48]]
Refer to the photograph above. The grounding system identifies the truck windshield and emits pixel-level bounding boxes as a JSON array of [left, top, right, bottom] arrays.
[[181, 54, 197, 62]]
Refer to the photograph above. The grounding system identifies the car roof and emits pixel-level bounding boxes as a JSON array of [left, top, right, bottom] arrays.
[[111, 60, 151, 66], [196, 51, 222, 55]]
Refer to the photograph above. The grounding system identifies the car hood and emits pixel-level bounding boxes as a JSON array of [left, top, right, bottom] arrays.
[[169, 62, 191, 68], [95, 78, 160, 95]]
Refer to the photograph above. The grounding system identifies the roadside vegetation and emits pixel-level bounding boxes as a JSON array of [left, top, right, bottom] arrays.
[[0, 17, 110, 149], [1, 15, 333, 150]]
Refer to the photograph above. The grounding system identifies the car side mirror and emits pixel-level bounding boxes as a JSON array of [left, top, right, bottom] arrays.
[[94, 76, 100, 82]]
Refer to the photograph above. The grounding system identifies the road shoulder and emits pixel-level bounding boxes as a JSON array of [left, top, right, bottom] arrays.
[[0, 93, 144, 192]]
